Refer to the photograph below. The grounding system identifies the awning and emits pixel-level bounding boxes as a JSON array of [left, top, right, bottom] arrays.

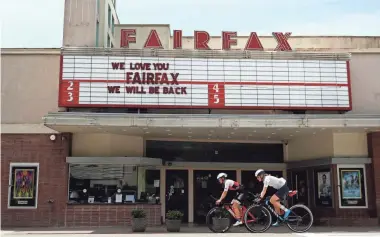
[[66, 156, 163, 166], [44, 112, 380, 129]]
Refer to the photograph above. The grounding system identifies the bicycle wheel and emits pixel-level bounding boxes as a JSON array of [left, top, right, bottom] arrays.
[[243, 205, 272, 233], [206, 207, 233, 233], [285, 204, 314, 233]]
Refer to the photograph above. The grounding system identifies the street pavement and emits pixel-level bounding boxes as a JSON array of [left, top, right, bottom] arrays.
[[1, 226, 380, 237]]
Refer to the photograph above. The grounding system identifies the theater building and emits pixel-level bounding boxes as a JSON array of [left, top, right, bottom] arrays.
[[1, 0, 380, 228]]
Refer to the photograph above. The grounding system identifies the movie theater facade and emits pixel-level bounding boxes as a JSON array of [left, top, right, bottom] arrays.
[[2, 25, 380, 227]]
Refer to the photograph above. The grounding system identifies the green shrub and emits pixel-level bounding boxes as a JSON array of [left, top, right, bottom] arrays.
[[131, 209, 146, 218], [166, 210, 184, 220]]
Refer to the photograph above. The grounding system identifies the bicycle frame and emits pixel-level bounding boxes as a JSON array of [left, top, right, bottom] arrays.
[[261, 190, 298, 222], [222, 203, 256, 224]]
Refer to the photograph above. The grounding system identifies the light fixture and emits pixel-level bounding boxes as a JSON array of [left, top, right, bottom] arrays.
[[49, 135, 56, 141], [272, 132, 276, 135], [168, 133, 172, 136], [143, 127, 148, 130], [188, 131, 192, 134], [289, 134, 293, 137], [145, 131, 150, 134], [267, 136, 271, 139], [123, 129, 127, 132], [296, 130, 299, 133], [166, 129, 171, 132], [253, 130, 256, 133]]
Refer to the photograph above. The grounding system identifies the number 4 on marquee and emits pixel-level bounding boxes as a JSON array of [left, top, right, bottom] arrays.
[[213, 84, 219, 92]]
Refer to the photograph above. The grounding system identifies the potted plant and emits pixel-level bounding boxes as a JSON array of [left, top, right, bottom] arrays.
[[166, 210, 184, 232], [212, 208, 231, 231], [131, 209, 147, 232]]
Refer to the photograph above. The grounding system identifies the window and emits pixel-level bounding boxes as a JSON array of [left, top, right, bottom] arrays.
[[68, 164, 138, 204], [111, 16, 115, 35], [142, 169, 160, 203], [8, 163, 39, 208], [146, 140, 284, 163], [108, 5, 111, 28]]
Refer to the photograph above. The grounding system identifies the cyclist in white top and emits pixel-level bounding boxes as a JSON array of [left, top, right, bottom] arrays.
[[216, 173, 245, 227], [255, 169, 291, 227]]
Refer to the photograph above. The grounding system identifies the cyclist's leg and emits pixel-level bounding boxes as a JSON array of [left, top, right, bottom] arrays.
[[273, 184, 291, 218], [269, 194, 282, 215], [231, 192, 245, 226], [234, 192, 245, 218]]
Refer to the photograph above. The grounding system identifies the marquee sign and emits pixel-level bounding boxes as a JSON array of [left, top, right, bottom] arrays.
[[59, 55, 351, 111]]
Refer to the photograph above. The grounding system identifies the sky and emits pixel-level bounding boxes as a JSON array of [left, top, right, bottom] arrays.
[[1, 0, 380, 48]]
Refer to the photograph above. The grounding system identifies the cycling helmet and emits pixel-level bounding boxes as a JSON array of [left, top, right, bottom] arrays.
[[217, 173, 227, 179], [255, 169, 265, 177]]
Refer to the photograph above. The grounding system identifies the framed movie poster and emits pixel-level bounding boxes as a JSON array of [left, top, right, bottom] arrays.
[[8, 163, 39, 208], [314, 169, 332, 207], [337, 165, 367, 208]]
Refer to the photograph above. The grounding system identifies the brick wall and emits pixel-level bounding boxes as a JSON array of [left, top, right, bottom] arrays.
[[65, 204, 161, 227], [368, 132, 380, 222], [1, 134, 70, 227]]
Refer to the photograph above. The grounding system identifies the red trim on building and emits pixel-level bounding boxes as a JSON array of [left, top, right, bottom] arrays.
[[60, 79, 349, 87], [346, 61, 353, 111]]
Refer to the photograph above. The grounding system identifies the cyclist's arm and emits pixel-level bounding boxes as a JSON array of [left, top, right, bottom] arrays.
[[260, 178, 269, 199], [218, 190, 228, 202], [260, 187, 268, 199]]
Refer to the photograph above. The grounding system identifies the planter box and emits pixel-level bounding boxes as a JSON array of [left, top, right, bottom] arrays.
[[166, 219, 181, 232], [131, 218, 147, 232]]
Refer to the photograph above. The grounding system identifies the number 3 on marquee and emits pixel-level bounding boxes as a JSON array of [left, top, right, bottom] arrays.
[[208, 83, 225, 108], [67, 92, 73, 102]]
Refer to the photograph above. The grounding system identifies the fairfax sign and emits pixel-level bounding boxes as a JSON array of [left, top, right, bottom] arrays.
[[120, 29, 292, 51]]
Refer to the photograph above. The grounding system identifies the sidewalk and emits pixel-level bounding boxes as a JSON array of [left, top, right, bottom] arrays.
[[2, 226, 380, 235]]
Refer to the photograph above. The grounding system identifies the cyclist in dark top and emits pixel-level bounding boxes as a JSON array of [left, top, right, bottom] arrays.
[[216, 172, 245, 226]]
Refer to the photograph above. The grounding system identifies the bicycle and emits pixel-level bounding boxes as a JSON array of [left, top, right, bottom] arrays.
[[206, 193, 270, 233], [243, 190, 314, 233]]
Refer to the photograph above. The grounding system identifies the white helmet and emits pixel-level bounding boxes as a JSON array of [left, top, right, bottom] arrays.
[[255, 169, 265, 177], [217, 173, 227, 180]]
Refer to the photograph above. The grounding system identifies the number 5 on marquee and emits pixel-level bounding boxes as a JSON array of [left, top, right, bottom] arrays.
[[208, 83, 225, 108]]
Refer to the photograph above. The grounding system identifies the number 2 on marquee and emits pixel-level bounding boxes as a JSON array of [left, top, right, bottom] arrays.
[[67, 81, 74, 90]]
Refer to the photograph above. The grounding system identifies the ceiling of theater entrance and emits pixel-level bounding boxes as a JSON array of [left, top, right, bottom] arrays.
[[52, 125, 374, 141]]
